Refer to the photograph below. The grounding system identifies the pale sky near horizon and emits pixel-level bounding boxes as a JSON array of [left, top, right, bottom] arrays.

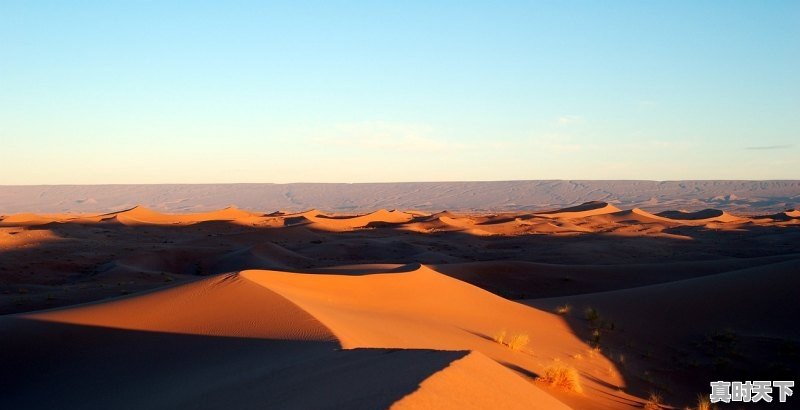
[[1, 1, 798, 184]]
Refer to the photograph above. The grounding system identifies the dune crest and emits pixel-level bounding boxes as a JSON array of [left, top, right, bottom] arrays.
[[304, 209, 416, 231], [391, 351, 571, 410], [23, 272, 336, 340], [655, 208, 740, 223], [98, 205, 260, 225], [536, 201, 621, 219]]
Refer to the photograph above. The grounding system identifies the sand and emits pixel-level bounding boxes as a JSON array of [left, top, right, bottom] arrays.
[[1, 202, 798, 409]]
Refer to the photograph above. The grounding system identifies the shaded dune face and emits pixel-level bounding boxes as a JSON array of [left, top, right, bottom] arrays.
[[655, 208, 740, 222], [0, 317, 477, 410], [527, 258, 800, 403]]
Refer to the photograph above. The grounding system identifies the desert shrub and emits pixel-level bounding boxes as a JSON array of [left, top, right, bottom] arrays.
[[493, 329, 529, 351], [537, 362, 582, 392], [507, 333, 529, 351], [590, 328, 602, 348], [696, 394, 713, 410], [643, 392, 663, 410], [555, 304, 571, 315], [493, 329, 506, 345]]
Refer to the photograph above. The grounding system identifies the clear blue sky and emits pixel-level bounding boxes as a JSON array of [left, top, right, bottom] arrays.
[[1, 1, 798, 183]]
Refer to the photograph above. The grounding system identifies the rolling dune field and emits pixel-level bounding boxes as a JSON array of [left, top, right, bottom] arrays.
[[1, 201, 798, 409]]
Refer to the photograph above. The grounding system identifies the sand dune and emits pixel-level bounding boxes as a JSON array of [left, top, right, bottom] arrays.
[[391, 351, 571, 410], [3, 265, 592, 409], [655, 208, 740, 223], [1, 204, 798, 409], [0, 213, 53, 226], [0, 204, 761, 231], [526, 258, 800, 402], [303, 209, 416, 231], [235, 266, 627, 409], [753, 209, 800, 222], [528, 258, 800, 339], [0, 227, 64, 249], [99, 205, 260, 225], [535, 201, 621, 219], [211, 242, 314, 272], [0, 318, 485, 410], [432, 254, 800, 299], [22, 272, 335, 340], [604, 208, 677, 224]]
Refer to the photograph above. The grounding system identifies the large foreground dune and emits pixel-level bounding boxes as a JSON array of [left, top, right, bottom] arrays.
[[1, 202, 798, 409]]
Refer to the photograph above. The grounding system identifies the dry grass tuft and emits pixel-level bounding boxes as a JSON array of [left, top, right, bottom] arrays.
[[555, 304, 571, 315], [507, 334, 529, 351], [695, 394, 713, 410], [537, 362, 582, 393], [643, 392, 663, 410], [493, 329, 507, 344], [493, 329, 529, 351]]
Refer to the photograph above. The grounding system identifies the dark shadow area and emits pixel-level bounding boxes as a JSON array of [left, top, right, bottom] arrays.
[[0, 317, 468, 410], [527, 257, 800, 408], [499, 361, 540, 379]]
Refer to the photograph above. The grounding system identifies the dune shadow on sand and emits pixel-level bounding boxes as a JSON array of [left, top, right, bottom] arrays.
[[0, 317, 469, 410]]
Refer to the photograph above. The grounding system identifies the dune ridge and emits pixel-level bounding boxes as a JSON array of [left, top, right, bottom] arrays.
[[535, 201, 622, 219], [655, 208, 740, 223], [3, 202, 785, 232]]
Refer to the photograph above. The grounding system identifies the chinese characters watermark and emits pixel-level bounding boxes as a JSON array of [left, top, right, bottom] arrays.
[[710, 381, 794, 403]]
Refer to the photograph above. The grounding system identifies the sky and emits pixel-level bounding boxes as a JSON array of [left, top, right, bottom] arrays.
[[1, 1, 798, 184]]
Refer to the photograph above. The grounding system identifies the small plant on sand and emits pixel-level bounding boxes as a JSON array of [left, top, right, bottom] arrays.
[[643, 392, 663, 410], [537, 362, 582, 393], [493, 329, 506, 344], [695, 394, 713, 410], [493, 329, 529, 351], [590, 328, 602, 348], [555, 304, 571, 315], [507, 333, 529, 351]]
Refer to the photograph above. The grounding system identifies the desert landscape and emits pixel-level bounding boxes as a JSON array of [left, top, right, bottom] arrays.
[[2, 198, 798, 409], [3, 1, 798, 408]]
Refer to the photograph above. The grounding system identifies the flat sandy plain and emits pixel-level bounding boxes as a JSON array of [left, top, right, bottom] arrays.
[[1, 201, 798, 409]]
